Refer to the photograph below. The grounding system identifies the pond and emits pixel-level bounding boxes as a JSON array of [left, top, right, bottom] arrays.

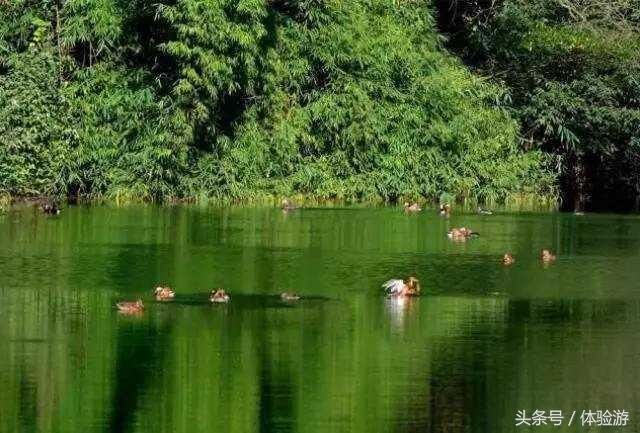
[[1, 206, 639, 433]]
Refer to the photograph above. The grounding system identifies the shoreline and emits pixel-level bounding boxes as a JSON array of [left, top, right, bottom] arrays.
[[0, 193, 559, 213]]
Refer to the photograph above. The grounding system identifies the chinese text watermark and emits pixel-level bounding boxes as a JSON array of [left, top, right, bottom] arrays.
[[515, 410, 629, 427]]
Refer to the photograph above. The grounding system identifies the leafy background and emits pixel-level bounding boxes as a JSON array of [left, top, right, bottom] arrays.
[[3, 0, 636, 210]]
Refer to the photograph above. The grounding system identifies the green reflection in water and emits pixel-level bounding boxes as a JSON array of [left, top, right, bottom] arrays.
[[0, 206, 639, 433]]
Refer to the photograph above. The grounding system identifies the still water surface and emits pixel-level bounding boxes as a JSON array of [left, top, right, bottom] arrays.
[[1, 206, 639, 433]]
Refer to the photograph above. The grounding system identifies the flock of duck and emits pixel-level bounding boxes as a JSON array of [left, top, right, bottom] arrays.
[[116, 287, 302, 314], [37, 198, 556, 311], [383, 201, 557, 300], [113, 199, 558, 314]]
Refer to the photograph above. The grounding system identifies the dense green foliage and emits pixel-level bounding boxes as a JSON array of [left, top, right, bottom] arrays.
[[439, 0, 640, 211], [0, 0, 555, 204]]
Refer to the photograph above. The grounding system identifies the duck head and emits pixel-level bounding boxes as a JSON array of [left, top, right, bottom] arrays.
[[405, 276, 421, 293]]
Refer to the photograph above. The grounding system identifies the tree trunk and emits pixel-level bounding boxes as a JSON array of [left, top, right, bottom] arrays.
[[560, 152, 588, 212], [573, 155, 586, 212]]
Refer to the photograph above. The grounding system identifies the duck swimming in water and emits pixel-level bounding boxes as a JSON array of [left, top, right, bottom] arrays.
[[439, 204, 451, 217], [404, 202, 422, 213], [41, 201, 60, 215], [540, 249, 556, 263], [210, 289, 230, 303], [154, 286, 175, 301], [280, 292, 300, 301], [477, 206, 493, 215], [447, 227, 478, 240], [116, 300, 144, 314], [281, 199, 297, 212], [382, 277, 421, 298], [502, 253, 515, 266]]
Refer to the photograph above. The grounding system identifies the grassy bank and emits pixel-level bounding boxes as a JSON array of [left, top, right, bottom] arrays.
[[0, 191, 558, 213]]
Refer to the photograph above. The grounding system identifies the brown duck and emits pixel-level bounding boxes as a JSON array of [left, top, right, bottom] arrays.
[[439, 204, 451, 216], [281, 199, 297, 212], [116, 300, 144, 314], [447, 227, 478, 240], [403, 202, 422, 213], [154, 286, 175, 301], [210, 289, 230, 303], [41, 201, 60, 215], [502, 253, 515, 266], [540, 249, 556, 263], [281, 292, 301, 301]]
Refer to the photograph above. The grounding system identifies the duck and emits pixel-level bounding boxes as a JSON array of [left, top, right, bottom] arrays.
[[540, 249, 556, 263], [502, 253, 515, 266], [447, 227, 478, 240], [116, 299, 144, 314], [477, 206, 493, 215], [280, 199, 297, 212], [41, 201, 60, 215], [382, 276, 421, 297], [280, 292, 301, 301], [439, 203, 451, 217], [403, 202, 422, 213], [210, 289, 230, 303], [154, 286, 175, 301]]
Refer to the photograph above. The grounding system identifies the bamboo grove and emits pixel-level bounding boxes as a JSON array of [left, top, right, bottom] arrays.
[[3, 0, 636, 209]]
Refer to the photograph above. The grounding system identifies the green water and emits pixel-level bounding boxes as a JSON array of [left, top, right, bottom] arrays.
[[1, 206, 639, 433]]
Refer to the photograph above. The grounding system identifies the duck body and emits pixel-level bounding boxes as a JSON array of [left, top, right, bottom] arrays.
[[439, 204, 451, 217], [540, 249, 556, 263], [382, 277, 421, 298], [502, 253, 515, 266], [155, 286, 175, 300], [280, 199, 297, 212], [280, 292, 300, 301], [478, 207, 493, 215], [403, 202, 422, 213], [447, 227, 478, 240], [210, 289, 230, 303], [41, 201, 60, 215], [116, 300, 144, 314]]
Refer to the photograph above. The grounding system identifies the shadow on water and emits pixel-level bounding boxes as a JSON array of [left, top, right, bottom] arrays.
[[156, 293, 335, 309], [254, 295, 300, 433], [425, 336, 493, 433], [18, 366, 37, 433], [390, 296, 640, 433], [259, 354, 296, 433], [507, 299, 640, 324], [107, 318, 173, 433], [387, 308, 493, 433]]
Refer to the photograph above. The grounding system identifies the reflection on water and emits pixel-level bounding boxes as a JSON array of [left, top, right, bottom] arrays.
[[0, 206, 639, 433]]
